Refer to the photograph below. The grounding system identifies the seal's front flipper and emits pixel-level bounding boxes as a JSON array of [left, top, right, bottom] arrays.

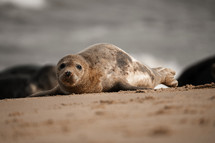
[[29, 86, 63, 97], [109, 81, 151, 92]]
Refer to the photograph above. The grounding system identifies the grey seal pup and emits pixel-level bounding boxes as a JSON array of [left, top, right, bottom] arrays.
[[31, 43, 178, 97]]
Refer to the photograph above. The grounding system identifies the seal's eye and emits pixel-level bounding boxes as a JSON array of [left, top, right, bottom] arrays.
[[76, 64, 82, 70], [59, 63, 66, 70]]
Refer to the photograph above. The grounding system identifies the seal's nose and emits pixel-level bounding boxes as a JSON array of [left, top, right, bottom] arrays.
[[65, 71, 71, 77]]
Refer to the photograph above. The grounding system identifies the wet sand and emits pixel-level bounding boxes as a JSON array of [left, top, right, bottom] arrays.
[[0, 83, 215, 143]]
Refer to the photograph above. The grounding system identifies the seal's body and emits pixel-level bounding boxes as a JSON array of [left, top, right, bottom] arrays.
[[31, 43, 178, 97], [178, 56, 215, 86], [0, 65, 57, 99], [0, 65, 40, 77]]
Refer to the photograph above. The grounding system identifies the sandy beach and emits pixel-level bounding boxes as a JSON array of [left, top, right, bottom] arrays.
[[0, 83, 215, 143]]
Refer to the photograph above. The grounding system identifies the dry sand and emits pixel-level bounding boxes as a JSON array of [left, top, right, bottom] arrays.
[[0, 83, 215, 143]]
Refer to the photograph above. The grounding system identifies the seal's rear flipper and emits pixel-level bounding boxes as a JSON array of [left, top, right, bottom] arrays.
[[154, 67, 178, 87], [29, 86, 63, 97]]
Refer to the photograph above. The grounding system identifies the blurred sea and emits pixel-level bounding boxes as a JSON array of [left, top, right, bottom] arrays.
[[0, 0, 215, 78]]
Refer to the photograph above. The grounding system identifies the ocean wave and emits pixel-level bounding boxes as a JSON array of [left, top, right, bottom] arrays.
[[0, 0, 46, 9]]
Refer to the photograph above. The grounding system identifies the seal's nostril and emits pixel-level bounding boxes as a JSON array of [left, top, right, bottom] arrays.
[[65, 71, 71, 77]]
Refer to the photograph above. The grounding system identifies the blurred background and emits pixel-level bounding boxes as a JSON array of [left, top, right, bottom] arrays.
[[0, 0, 215, 77]]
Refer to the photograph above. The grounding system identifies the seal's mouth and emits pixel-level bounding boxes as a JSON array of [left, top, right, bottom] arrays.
[[58, 72, 78, 87]]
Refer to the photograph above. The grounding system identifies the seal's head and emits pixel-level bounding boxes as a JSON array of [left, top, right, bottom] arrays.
[[56, 55, 88, 91]]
